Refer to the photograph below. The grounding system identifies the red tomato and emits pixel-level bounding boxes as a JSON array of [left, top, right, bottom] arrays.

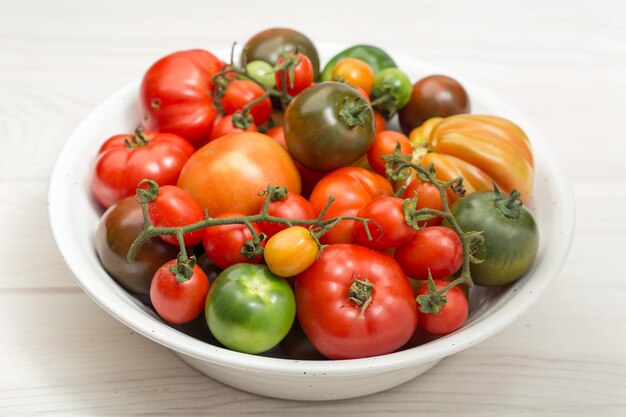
[[367, 130, 413, 176], [394, 226, 463, 280], [140, 49, 223, 148], [402, 179, 446, 227], [308, 167, 393, 244], [258, 192, 316, 238], [150, 260, 209, 324], [202, 213, 264, 269], [417, 280, 468, 334], [373, 111, 387, 134], [146, 185, 205, 246], [353, 196, 416, 249], [265, 126, 326, 198], [275, 52, 314, 97], [91, 131, 194, 209], [210, 114, 258, 141], [295, 244, 418, 359], [221, 80, 272, 126]]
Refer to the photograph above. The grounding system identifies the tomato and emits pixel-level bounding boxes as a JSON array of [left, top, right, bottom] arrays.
[[264, 226, 319, 277], [94, 196, 180, 296], [221, 80, 272, 126], [150, 260, 209, 324], [91, 130, 194, 209], [352, 196, 416, 249], [366, 130, 413, 177], [202, 212, 264, 270], [210, 114, 258, 141], [394, 226, 463, 280], [284, 82, 375, 171], [445, 188, 539, 286], [205, 263, 296, 354], [422, 114, 534, 202], [373, 110, 387, 133], [244, 60, 275, 88], [402, 179, 446, 227], [264, 126, 326, 198], [417, 279, 468, 334], [295, 244, 417, 359], [308, 167, 393, 244], [331, 58, 375, 96], [140, 49, 222, 148], [146, 185, 204, 246], [242, 28, 320, 79], [257, 192, 316, 238], [177, 132, 301, 216], [399, 75, 471, 134], [275, 52, 314, 97], [321, 44, 397, 82], [371, 68, 412, 118]]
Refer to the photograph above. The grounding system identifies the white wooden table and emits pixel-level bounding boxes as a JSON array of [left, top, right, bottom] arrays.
[[2, 1, 625, 415]]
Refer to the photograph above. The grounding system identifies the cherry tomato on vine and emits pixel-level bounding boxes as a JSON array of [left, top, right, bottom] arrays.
[[264, 226, 319, 277], [244, 60, 276, 88], [146, 185, 205, 246], [402, 179, 446, 227], [202, 212, 264, 270], [150, 260, 209, 325], [371, 68, 412, 118], [210, 114, 258, 141], [221, 79, 272, 126], [257, 192, 316, 238], [295, 244, 418, 359], [394, 226, 463, 280], [275, 52, 314, 97], [366, 130, 413, 177], [417, 279, 468, 335], [91, 130, 194, 209], [331, 58, 376, 96], [353, 196, 416, 249]]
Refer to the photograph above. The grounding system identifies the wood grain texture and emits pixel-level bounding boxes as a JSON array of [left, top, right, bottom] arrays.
[[1, 0, 625, 415]]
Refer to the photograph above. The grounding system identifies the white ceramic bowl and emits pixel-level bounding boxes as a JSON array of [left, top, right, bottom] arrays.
[[48, 44, 575, 401]]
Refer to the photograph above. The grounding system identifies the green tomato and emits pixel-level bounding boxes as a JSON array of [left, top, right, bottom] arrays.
[[444, 189, 539, 287], [205, 263, 296, 354], [243, 60, 276, 89], [321, 44, 397, 82], [371, 68, 412, 118]]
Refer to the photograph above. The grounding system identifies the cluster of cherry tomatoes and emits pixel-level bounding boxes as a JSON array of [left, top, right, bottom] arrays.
[[92, 28, 539, 360]]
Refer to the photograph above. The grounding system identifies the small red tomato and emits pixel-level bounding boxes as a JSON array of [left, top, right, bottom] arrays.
[[394, 226, 463, 280], [417, 280, 468, 334], [146, 185, 205, 246], [91, 130, 194, 209], [353, 196, 416, 249], [202, 213, 264, 269], [275, 52, 314, 97], [221, 80, 272, 125], [258, 192, 316, 238], [373, 111, 387, 134], [403, 179, 446, 227], [367, 130, 413, 177], [150, 260, 209, 324], [210, 114, 258, 141]]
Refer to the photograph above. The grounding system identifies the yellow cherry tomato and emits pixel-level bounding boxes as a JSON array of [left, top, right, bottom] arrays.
[[264, 226, 319, 277], [331, 58, 376, 96]]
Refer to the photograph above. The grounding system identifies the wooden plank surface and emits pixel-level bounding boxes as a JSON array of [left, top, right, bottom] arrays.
[[1, 0, 625, 415]]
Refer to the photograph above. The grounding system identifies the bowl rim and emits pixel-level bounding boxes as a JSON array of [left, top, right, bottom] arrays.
[[48, 43, 576, 376]]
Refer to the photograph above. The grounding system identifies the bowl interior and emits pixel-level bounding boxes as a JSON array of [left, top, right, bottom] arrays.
[[48, 44, 575, 375]]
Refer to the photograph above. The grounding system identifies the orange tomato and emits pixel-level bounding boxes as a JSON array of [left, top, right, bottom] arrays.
[[177, 132, 301, 216], [421, 115, 534, 202], [330, 58, 376, 96], [264, 226, 319, 277]]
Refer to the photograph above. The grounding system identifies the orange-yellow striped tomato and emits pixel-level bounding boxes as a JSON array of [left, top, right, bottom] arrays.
[[420, 114, 534, 202], [264, 226, 319, 277]]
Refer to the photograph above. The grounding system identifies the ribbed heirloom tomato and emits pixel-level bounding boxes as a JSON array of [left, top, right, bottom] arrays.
[[177, 132, 301, 216], [295, 244, 418, 359]]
